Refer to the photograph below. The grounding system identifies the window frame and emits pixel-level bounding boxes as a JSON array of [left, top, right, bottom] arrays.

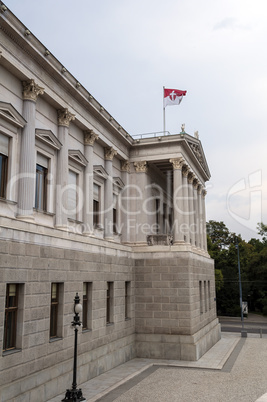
[[3, 283, 19, 352], [35, 163, 48, 211]]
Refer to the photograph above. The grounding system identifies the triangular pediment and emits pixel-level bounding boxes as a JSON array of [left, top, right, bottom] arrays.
[[185, 137, 210, 178], [113, 177, 125, 189], [35, 128, 62, 150], [69, 150, 88, 167], [0, 102, 26, 128], [93, 165, 108, 180]]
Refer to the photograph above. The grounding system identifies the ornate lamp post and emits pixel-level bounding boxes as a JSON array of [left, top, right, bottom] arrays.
[[236, 243, 247, 337], [62, 293, 85, 402]]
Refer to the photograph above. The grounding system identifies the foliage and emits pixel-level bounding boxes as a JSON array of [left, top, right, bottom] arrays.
[[207, 220, 267, 317]]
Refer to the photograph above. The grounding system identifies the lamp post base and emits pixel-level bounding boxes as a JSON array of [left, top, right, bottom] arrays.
[[62, 388, 86, 402]]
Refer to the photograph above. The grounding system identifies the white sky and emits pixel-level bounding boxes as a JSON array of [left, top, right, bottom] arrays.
[[3, 0, 267, 240]]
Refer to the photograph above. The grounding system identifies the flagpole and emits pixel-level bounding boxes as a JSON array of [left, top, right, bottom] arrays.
[[163, 86, 166, 134]]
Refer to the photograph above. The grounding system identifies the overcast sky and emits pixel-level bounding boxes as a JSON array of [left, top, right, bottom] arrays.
[[3, 0, 267, 240]]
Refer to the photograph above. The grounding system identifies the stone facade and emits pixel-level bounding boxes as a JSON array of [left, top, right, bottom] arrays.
[[0, 4, 220, 401]]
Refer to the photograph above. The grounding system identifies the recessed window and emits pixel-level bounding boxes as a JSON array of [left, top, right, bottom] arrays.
[[50, 283, 59, 338], [113, 194, 118, 233], [93, 183, 101, 227], [82, 282, 92, 331], [35, 163, 48, 211], [125, 281, 131, 320], [68, 170, 78, 220], [3, 284, 19, 351], [0, 134, 9, 199], [106, 282, 114, 325]]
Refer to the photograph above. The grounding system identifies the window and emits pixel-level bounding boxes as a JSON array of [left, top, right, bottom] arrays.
[[113, 194, 118, 233], [199, 281, 203, 314], [208, 280, 211, 310], [204, 281, 207, 312], [93, 183, 101, 227], [35, 163, 48, 211], [68, 170, 78, 220], [50, 283, 60, 338], [106, 282, 113, 325], [82, 282, 92, 331], [125, 281, 131, 320], [0, 134, 9, 199], [3, 284, 19, 351]]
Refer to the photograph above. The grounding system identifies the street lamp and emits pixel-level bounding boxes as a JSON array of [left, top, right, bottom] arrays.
[[62, 293, 85, 402], [235, 243, 247, 337]]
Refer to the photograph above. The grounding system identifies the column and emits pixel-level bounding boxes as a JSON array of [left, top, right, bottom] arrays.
[[133, 161, 148, 244], [170, 158, 184, 243], [17, 79, 44, 219], [202, 189, 208, 251], [182, 166, 190, 243], [188, 172, 195, 246], [83, 130, 99, 234], [55, 108, 75, 228], [197, 185, 204, 249], [104, 147, 117, 239], [121, 160, 130, 243], [193, 179, 199, 247]]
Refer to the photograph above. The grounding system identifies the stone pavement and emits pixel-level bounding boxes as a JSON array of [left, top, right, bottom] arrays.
[[48, 330, 267, 402]]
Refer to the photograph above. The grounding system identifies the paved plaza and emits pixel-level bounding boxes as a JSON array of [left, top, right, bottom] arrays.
[[49, 330, 267, 402]]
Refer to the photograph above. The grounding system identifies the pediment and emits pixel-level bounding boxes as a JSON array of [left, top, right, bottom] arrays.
[[69, 150, 88, 167], [35, 128, 62, 150], [185, 138, 210, 178], [113, 177, 125, 189], [0, 102, 26, 128], [93, 165, 108, 180]]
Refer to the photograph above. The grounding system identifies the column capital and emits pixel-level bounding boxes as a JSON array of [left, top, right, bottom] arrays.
[[121, 160, 130, 173], [197, 184, 203, 195], [134, 161, 147, 173], [202, 189, 207, 198], [105, 147, 117, 161], [169, 157, 184, 170], [22, 79, 44, 102], [57, 108, 75, 127], [188, 172, 195, 184], [193, 178, 199, 189], [84, 130, 99, 146], [182, 165, 190, 177]]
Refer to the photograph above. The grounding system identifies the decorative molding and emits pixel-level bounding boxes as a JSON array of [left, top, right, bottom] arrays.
[[134, 161, 147, 173], [68, 150, 88, 167], [0, 102, 26, 128], [113, 177, 125, 190], [169, 157, 184, 170], [57, 108, 75, 127], [35, 129, 62, 150], [121, 160, 130, 173], [93, 165, 108, 180], [187, 140, 209, 176], [188, 172, 195, 184], [22, 79, 44, 102], [84, 130, 99, 146], [104, 147, 117, 161]]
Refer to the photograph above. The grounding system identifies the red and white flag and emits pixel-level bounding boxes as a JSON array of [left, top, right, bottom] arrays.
[[164, 88, 187, 108]]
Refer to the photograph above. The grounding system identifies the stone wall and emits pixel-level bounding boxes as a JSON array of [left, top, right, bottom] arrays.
[[0, 221, 135, 401]]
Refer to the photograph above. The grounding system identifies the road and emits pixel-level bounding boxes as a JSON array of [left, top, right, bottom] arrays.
[[219, 314, 267, 334]]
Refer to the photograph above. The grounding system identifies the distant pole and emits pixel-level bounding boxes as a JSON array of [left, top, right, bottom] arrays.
[[236, 243, 245, 331], [163, 86, 166, 134]]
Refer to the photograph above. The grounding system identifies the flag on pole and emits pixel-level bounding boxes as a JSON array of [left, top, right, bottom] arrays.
[[164, 88, 187, 108]]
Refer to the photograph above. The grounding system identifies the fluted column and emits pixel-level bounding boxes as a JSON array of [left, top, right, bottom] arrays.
[[182, 167, 190, 243], [104, 147, 117, 239], [121, 160, 130, 243], [133, 161, 148, 244], [198, 185, 204, 249], [55, 108, 75, 228], [188, 172, 195, 245], [17, 79, 44, 219], [193, 179, 199, 247], [170, 158, 184, 243], [83, 130, 99, 234], [202, 189, 207, 251]]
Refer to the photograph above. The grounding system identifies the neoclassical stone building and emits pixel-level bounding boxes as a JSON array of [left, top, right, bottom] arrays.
[[0, 4, 220, 401]]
